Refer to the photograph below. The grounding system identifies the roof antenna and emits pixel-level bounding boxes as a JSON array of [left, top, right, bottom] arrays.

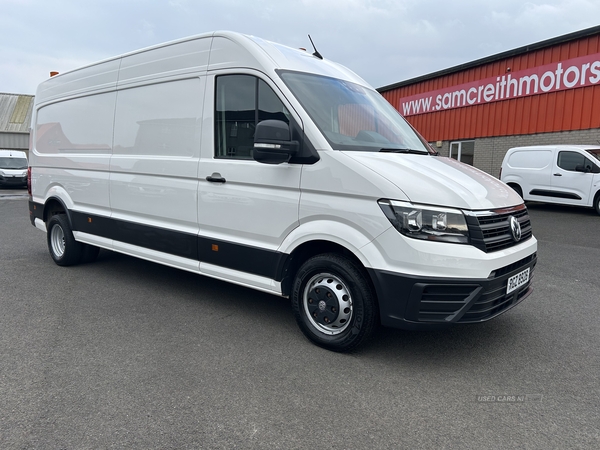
[[308, 35, 323, 60]]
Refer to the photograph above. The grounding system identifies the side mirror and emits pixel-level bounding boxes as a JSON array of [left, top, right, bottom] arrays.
[[253, 120, 299, 164], [575, 165, 591, 173]]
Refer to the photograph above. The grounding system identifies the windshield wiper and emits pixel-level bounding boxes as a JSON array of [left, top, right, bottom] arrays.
[[379, 148, 429, 155]]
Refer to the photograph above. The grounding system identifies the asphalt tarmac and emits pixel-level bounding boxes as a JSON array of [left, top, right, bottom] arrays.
[[1, 195, 599, 449]]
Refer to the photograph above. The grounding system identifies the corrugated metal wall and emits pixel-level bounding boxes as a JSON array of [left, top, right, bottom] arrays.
[[0, 94, 33, 133], [381, 33, 600, 142], [0, 93, 34, 150], [0, 132, 29, 150]]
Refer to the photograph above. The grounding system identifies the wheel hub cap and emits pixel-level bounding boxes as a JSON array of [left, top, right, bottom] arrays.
[[304, 274, 353, 335], [51, 225, 65, 258]]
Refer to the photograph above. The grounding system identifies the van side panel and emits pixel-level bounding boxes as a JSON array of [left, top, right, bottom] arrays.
[[507, 149, 553, 170], [33, 92, 116, 216], [505, 148, 553, 201], [109, 78, 205, 239]]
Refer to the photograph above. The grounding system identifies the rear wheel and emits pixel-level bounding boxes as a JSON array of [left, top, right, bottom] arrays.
[[594, 192, 600, 215], [291, 253, 377, 352], [47, 214, 83, 266]]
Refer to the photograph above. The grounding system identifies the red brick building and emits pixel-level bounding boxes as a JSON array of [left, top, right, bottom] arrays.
[[378, 25, 600, 176]]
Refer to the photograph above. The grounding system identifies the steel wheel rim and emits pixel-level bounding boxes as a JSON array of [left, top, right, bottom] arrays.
[[50, 224, 65, 258], [303, 272, 353, 335]]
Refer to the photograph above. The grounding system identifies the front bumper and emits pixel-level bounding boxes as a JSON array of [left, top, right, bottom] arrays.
[[0, 175, 27, 187], [368, 252, 537, 330]]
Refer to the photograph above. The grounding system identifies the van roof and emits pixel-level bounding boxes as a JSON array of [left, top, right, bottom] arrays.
[[509, 145, 600, 151], [35, 31, 368, 105]]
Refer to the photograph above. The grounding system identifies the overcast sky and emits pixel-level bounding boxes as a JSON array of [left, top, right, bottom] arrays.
[[1, 0, 599, 95]]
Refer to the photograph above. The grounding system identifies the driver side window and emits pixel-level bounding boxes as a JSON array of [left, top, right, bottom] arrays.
[[557, 151, 585, 171], [215, 75, 289, 159]]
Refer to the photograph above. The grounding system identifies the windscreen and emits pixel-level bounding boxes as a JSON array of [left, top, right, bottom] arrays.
[[586, 149, 600, 163], [0, 157, 28, 169], [279, 71, 430, 153]]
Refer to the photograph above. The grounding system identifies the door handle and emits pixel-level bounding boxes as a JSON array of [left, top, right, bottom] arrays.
[[553, 173, 562, 176], [206, 173, 226, 183]]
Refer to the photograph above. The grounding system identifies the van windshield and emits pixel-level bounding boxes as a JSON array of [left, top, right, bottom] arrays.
[[0, 157, 28, 169], [279, 71, 431, 153], [586, 149, 600, 163]]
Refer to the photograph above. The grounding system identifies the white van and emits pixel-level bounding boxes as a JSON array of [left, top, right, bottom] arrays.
[[0, 150, 28, 187], [501, 145, 600, 214], [28, 31, 537, 351]]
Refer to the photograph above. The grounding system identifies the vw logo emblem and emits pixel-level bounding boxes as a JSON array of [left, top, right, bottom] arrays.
[[318, 300, 327, 312], [509, 216, 522, 242]]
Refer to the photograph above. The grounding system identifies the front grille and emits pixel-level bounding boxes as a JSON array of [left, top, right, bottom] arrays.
[[491, 253, 537, 278], [459, 278, 532, 322], [0, 176, 27, 185], [466, 204, 533, 253], [411, 255, 536, 323], [417, 284, 481, 322]]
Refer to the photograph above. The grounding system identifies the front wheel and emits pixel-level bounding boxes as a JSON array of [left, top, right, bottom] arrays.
[[47, 214, 83, 266], [291, 254, 378, 352], [595, 192, 600, 216]]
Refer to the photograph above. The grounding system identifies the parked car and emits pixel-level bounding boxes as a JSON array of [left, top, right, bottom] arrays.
[[0, 150, 28, 188], [28, 31, 537, 351], [500, 145, 600, 214]]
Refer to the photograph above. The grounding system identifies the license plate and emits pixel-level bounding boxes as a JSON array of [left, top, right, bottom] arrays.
[[507, 268, 530, 294]]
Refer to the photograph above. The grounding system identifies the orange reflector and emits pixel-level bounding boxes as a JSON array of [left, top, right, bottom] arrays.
[[212, 244, 219, 252], [88, 217, 92, 223]]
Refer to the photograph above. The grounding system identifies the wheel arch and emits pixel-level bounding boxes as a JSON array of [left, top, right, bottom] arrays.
[[280, 239, 375, 300], [43, 196, 73, 227], [593, 189, 600, 214], [277, 220, 384, 298]]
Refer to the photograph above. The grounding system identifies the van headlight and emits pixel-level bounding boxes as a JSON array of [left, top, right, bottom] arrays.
[[378, 199, 469, 244]]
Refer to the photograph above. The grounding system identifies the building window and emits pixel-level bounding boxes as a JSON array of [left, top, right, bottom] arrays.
[[449, 140, 474, 166]]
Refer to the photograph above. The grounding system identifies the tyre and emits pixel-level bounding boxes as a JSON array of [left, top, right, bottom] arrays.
[[46, 214, 83, 266], [291, 253, 378, 352], [595, 193, 600, 216]]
